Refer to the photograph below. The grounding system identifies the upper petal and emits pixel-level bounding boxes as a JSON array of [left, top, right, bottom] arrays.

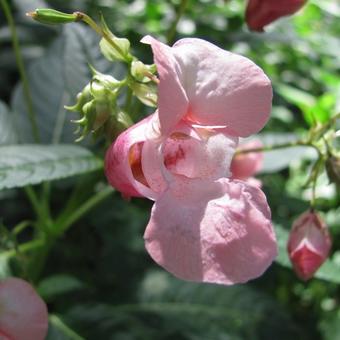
[[144, 177, 277, 285], [141, 36, 189, 135], [172, 38, 272, 137], [0, 278, 48, 340], [144, 36, 272, 137]]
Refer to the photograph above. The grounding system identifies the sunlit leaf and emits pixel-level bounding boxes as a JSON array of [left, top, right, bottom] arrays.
[[0, 144, 102, 190]]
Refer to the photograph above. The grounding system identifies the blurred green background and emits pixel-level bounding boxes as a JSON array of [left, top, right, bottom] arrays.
[[0, 0, 340, 339]]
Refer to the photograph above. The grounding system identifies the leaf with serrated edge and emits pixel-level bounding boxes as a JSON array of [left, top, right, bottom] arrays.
[[0, 144, 102, 190]]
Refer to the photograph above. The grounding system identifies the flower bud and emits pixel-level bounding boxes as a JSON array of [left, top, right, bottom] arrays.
[[27, 8, 82, 25], [99, 16, 132, 63], [66, 70, 132, 141], [131, 61, 157, 83], [325, 155, 340, 186], [0, 278, 48, 340], [245, 0, 306, 32], [287, 210, 331, 281]]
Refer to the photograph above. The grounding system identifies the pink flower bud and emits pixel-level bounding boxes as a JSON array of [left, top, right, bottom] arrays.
[[231, 140, 263, 187], [287, 211, 331, 281], [246, 0, 307, 32], [0, 278, 48, 340]]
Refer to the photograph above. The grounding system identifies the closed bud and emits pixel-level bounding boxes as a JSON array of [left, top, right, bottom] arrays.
[[66, 68, 130, 140], [131, 61, 157, 83], [245, 0, 306, 32], [99, 16, 132, 63], [27, 8, 82, 25], [287, 210, 331, 281], [325, 155, 340, 186]]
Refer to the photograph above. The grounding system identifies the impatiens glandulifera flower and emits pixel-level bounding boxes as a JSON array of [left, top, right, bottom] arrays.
[[105, 36, 277, 285], [287, 211, 332, 281], [246, 0, 307, 32], [231, 140, 263, 187], [0, 277, 48, 340]]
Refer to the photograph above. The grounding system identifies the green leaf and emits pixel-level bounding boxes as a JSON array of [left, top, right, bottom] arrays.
[[38, 274, 86, 301], [47, 315, 85, 340], [11, 24, 122, 144], [0, 101, 17, 145], [66, 272, 300, 339], [0, 144, 102, 190], [276, 84, 316, 126], [275, 224, 340, 283]]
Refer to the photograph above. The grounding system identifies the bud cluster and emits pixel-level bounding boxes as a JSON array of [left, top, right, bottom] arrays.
[[28, 8, 159, 142], [66, 70, 133, 141]]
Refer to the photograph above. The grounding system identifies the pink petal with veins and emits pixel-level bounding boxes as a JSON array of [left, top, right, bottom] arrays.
[[143, 36, 272, 137], [144, 177, 277, 285], [141, 36, 189, 135], [0, 278, 48, 340]]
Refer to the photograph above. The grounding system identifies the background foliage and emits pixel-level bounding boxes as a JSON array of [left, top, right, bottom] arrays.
[[0, 0, 339, 339]]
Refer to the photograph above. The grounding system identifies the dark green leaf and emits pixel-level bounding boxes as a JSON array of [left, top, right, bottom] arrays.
[[0, 101, 17, 145]]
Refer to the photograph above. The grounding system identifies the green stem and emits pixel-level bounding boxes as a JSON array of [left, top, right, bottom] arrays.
[[236, 140, 321, 155], [55, 186, 113, 235], [167, 0, 189, 44], [310, 158, 324, 209], [0, 239, 45, 259], [49, 315, 85, 340], [75, 12, 130, 62], [1, 0, 40, 142]]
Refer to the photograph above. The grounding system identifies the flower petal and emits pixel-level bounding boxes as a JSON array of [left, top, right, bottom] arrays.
[[141, 35, 189, 135], [172, 38, 272, 137], [143, 36, 272, 137], [0, 278, 48, 340], [105, 116, 159, 200], [144, 177, 277, 285], [163, 129, 238, 179]]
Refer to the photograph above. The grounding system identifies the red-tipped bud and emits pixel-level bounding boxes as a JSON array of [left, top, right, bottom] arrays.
[[287, 210, 331, 281], [245, 0, 306, 32]]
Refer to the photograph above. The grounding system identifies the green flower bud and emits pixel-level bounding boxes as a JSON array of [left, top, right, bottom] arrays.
[[99, 15, 132, 63], [90, 72, 121, 99], [131, 61, 157, 83], [26, 8, 82, 25]]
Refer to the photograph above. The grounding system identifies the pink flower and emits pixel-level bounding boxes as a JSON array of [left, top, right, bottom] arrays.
[[287, 210, 332, 281], [0, 278, 48, 340], [246, 0, 307, 32], [231, 140, 263, 187], [105, 37, 277, 285]]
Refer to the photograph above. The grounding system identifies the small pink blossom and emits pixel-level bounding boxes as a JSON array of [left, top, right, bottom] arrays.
[[105, 37, 277, 285], [0, 278, 48, 340], [287, 210, 332, 281], [231, 140, 263, 187], [246, 0, 307, 32]]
